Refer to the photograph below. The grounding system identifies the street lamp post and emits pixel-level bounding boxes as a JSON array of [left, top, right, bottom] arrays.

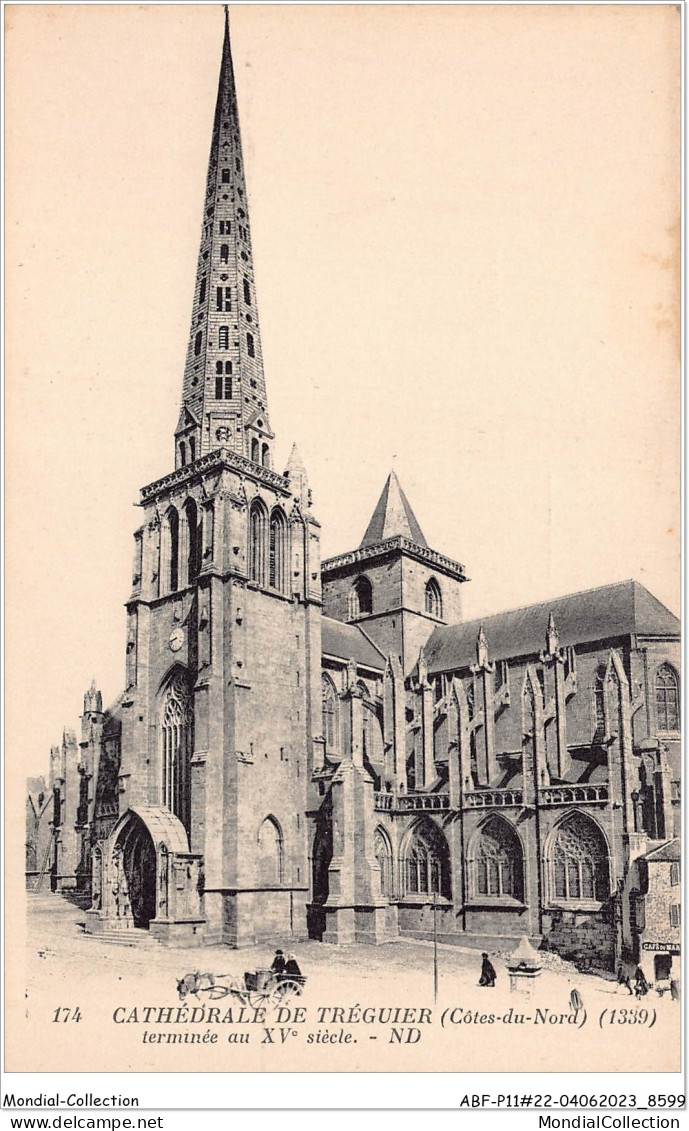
[[433, 895, 439, 1002]]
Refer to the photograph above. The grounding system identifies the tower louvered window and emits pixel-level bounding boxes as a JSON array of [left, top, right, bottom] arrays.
[[249, 501, 267, 586], [425, 578, 442, 618], [218, 326, 229, 349], [349, 576, 373, 618], [269, 509, 287, 593], [160, 506, 180, 595]]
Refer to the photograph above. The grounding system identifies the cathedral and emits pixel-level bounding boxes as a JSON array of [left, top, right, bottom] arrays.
[[27, 12, 680, 979]]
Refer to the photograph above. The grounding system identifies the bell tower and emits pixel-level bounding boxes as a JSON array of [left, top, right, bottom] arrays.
[[100, 10, 323, 947], [322, 470, 467, 673]]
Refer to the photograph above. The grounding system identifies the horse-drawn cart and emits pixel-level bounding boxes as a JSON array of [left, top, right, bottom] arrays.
[[243, 968, 306, 1006], [177, 968, 306, 1007]]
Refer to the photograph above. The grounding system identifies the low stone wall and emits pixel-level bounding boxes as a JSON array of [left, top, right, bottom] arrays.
[[541, 907, 615, 970]]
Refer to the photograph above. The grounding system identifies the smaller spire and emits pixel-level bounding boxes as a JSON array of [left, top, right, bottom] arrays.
[[285, 443, 310, 510], [546, 611, 559, 656], [285, 443, 306, 475], [476, 625, 489, 668], [84, 679, 103, 716], [471, 624, 494, 675], [360, 470, 428, 548]]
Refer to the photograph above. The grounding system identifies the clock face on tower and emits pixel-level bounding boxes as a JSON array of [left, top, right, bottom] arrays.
[[169, 627, 185, 653]]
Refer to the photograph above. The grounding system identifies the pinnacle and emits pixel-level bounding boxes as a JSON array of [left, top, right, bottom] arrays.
[[286, 443, 306, 473]]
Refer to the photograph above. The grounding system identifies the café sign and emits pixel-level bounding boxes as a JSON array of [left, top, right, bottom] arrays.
[[642, 942, 679, 952]]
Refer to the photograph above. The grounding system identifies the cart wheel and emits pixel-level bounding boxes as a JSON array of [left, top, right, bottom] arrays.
[[271, 979, 302, 1004], [247, 991, 267, 1009]]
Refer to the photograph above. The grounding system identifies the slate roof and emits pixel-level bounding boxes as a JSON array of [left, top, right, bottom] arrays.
[[360, 471, 428, 548], [322, 616, 385, 671], [641, 838, 681, 863], [425, 580, 679, 674]]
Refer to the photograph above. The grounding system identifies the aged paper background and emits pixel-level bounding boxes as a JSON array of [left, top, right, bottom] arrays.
[[4, 3, 681, 1080]]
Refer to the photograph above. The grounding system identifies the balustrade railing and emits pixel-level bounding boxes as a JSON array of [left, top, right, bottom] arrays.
[[373, 783, 610, 813], [539, 784, 608, 805], [464, 789, 523, 808], [373, 792, 449, 812]]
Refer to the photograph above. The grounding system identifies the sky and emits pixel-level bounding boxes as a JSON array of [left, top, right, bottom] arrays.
[[6, 4, 680, 778]]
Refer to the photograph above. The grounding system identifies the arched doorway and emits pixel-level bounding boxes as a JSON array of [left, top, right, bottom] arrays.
[[89, 806, 198, 939], [115, 812, 157, 928]]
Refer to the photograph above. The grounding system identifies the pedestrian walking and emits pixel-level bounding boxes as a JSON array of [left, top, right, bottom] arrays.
[[617, 963, 633, 994], [634, 966, 650, 999], [478, 952, 496, 987]]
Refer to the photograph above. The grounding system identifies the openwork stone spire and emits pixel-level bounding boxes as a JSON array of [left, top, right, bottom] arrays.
[[175, 8, 273, 469]]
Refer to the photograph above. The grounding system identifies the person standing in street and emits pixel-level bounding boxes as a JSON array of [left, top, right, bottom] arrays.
[[478, 952, 497, 987]]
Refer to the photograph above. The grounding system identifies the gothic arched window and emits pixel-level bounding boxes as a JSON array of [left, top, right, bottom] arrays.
[[251, 437, 260, 463], [269, 508, 288, 593], [322, 674, 339, 752], [374, 827, 394, 898], [160, 506, 180, 595], [472, 816, 524, 900], [551, 813, 610, 903], [403, 820, 451, 899], [656, 664, 679, 732], [257, 816, 283, 885], [348, 576, 373, 619], [184, 498, 201, 584], [262, 443, 270, 468], [160, 670, 193, 833], [249, 499, 268, 586], [425, 578, 443, 619]]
